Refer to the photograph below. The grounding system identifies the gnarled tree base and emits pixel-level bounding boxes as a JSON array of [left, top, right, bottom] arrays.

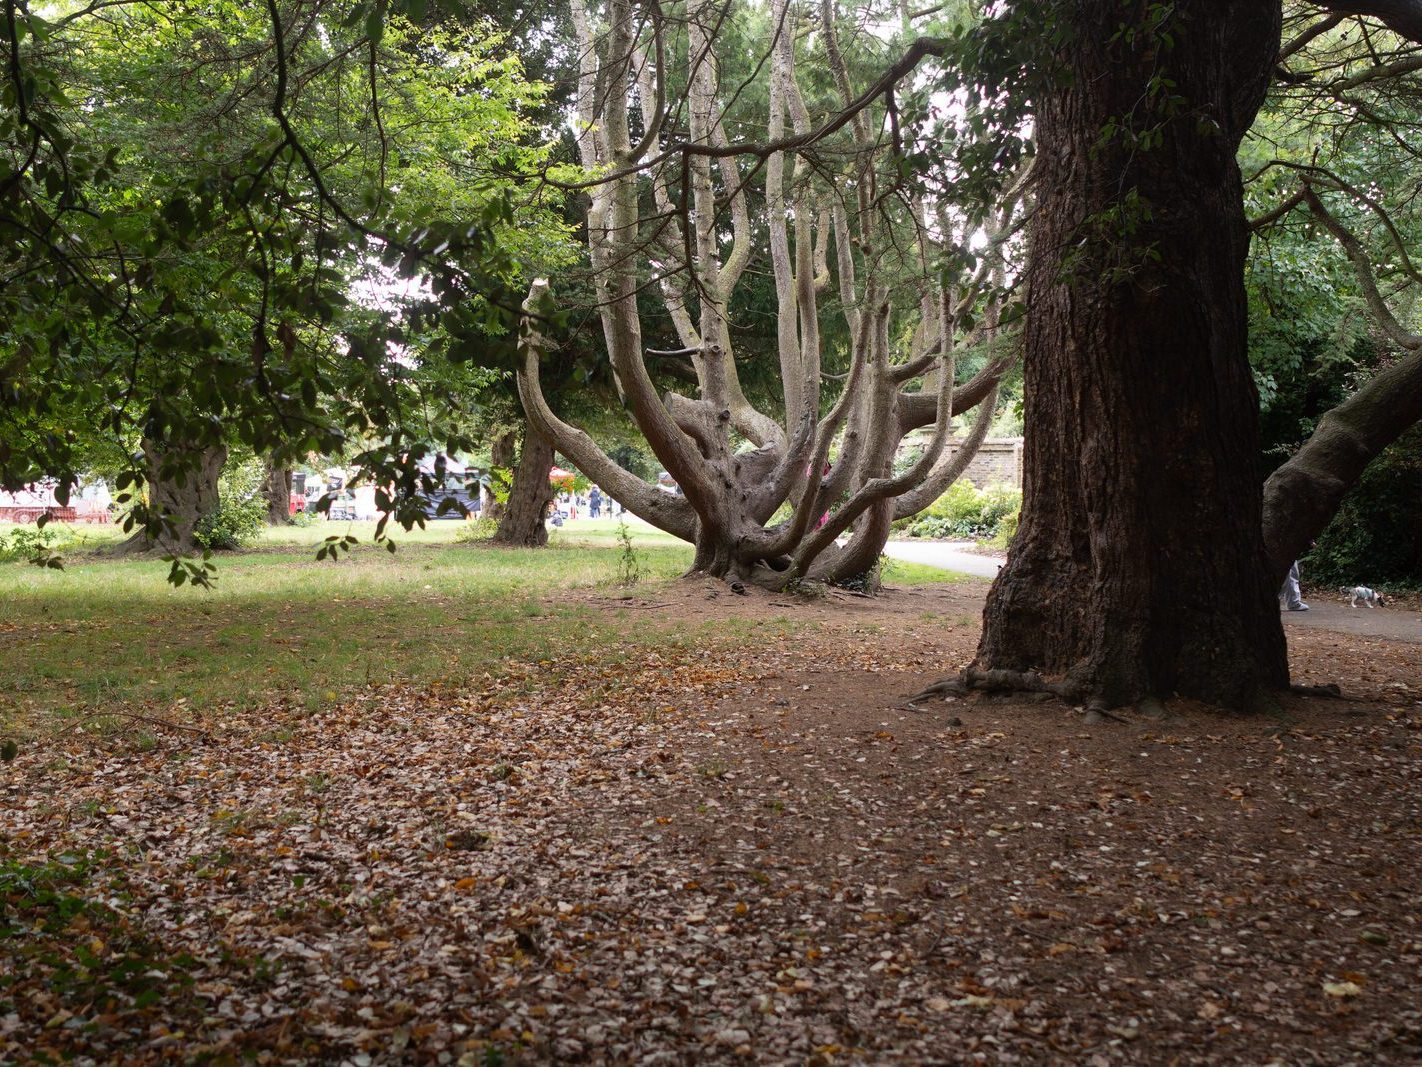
[[117, 440, 226, 557], [905, 668, 1347, 719], [492, 428, 556, 548]]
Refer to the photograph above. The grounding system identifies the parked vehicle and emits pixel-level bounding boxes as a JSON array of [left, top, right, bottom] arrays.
[[328, 494, 360, 521]]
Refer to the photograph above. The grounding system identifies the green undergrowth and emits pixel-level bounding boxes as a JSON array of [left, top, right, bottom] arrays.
[[0, 850, 204, 1042]]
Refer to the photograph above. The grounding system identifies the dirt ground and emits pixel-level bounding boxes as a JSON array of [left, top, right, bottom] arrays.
[[3, 580, 1420, 1064]]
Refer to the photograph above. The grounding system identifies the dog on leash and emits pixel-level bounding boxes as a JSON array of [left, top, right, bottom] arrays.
[[1345, 585, 1386, 608]]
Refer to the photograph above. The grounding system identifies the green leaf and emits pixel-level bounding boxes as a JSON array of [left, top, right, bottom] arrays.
[[366, 1, 386, 45]]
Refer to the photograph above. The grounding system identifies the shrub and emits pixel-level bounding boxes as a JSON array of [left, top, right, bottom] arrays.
[[289, 508, 322, 528], [191, 456, 269, 550], [903, 514, 958, 539], [989, 507, 1020, 549], [903, 481, 1022, 542], [614, 517, 642, 587], [454, 517, 497, 543], [193, 496, 266, 550], [0, 525, 58, 561], [976, 484, 1022, 533]]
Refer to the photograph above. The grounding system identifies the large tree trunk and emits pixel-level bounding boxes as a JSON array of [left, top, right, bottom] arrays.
[[264, 462, 292, 526], [975, 3, 1288, 710], [492, 428, 556, 548], [120, 440, 227, 555]]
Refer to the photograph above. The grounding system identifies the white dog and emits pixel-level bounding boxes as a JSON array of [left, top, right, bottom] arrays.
[[1346, 586, 1386, 608]]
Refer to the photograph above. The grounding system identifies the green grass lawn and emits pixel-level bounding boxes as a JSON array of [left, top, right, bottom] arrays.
[[0, 517, 965, 734]]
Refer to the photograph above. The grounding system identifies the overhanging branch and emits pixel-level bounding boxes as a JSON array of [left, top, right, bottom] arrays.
[[1319, 1, 1422, 44]]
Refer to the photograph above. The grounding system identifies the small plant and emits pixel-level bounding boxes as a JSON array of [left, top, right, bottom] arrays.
[[834, 561, 883, 594], [0, 851, 199, 1023], [288, 508, 322, 528], [191, 455, 271, 550], [0, 525, 58, 562], [454, 517, 497, 543], [696, 757, 728, 779], [193, 496, 266, 550], [615, 517, 641, 587], [784, 575, 827, 599]]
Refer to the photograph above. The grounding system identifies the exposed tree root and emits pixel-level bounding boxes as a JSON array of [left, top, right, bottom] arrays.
[[905, 667, 1087, 708], [905, 670, 1150, 724], [1290, 682, 1351, 700], [906, 674, 1356, 717]]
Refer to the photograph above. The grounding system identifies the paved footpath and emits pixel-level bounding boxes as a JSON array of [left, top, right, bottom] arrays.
[[881, 539, 1005, 580], [1279, 598, 1422, 644], [883, 540, 1422, 644]]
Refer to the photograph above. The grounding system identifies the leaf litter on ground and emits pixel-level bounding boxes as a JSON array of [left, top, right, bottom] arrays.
[[2, 580, 1421, 1063]]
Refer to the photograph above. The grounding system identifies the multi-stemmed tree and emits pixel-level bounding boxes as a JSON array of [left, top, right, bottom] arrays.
[[517, 0, 1020, 587], [523, 0, 1422, 705]]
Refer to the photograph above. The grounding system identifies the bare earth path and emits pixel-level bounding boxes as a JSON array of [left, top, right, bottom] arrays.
[[3, 580, 1420, 1064]]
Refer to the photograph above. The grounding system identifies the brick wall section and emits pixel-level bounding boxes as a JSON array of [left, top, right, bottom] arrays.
[[951, 437, 1024, 489]]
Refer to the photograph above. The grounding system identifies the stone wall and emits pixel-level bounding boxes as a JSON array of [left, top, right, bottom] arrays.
[[952, 437, 1023, 489]]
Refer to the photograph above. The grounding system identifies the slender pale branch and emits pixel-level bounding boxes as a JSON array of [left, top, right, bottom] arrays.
[[1302, 184, 1422, 347], [516, 280, 697, 540]]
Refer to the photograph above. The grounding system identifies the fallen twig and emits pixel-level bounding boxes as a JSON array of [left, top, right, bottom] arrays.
[[59, 710, 210, 739]]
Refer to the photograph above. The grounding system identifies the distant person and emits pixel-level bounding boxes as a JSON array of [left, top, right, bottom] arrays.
[[1279, 559, 1308, 612], [589, 486, 602, 519]]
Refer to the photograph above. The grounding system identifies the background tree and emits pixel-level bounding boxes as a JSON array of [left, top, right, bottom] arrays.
[[2, 0, 567, 565], [1250, 4, 1422, 585]]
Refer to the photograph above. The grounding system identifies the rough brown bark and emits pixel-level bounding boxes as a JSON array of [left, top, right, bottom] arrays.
[[119, 441, 227, 556], [265, 463, 292, 526], [975, 3, 1289, 709], [492, 429, 557, 548]]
